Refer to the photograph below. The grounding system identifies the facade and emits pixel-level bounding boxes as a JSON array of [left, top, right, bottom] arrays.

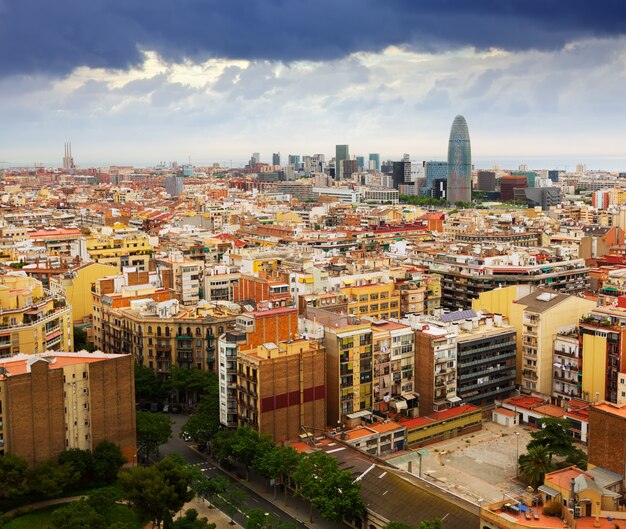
[[423, 161, 448, 197], [320, 316, 373, 427], [588, 403, 626, 476], [85, 229, 153, 271], [522, 187, 562, 210], [155, 252, 202, 306], [552, 330, 582, 404], [0, 351, 136, 467], [476, 170, 496, 192], [165, 175, 184, 197], [218, 307, 299, 428], [368, 153, 380, 171], [392, 155, 412, 190], [370, 320, 417, 415], [341, 281, 401, 320], [412, 318, 458, 414], [236, 339, 326, 443], [508, 290, 596, 396], [456, 316, 517, 406], [335, 144, 349, 179], [49, 262, 120, 324], [272, 153, 281, 166], [499, 175, 527, 201], [0, 272, 73, 356], [446, 115, 471, 204], [342, 159, 358, 180], [203, 264, 239, 302]]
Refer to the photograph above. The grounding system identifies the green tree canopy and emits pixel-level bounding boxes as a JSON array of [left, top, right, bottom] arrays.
[[180, 377, 221, 444], [28, 460, 80, 498], [93, 440, 126, 485], [193, 475, 228, 509], [254, 445, 300, 502], [519, 445, 556, 488], [73, 326, 95, 352], [51, 499, 107, 529], [0, 452, 29, 499], [119, 455, 194, 528], [136, 410, 172, 461], [222, 485, 247, 525], [135, 363, 167, 403], [292, 451, 365, 522], [58, 448, 94, 483]]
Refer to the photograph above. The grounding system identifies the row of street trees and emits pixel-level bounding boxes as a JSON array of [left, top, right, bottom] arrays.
[[211, 427, 365, 524]]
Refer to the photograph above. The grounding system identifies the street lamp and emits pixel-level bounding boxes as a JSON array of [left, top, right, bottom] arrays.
[[515, 432, 520, 479]]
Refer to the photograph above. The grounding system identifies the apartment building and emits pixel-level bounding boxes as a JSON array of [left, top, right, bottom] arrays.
[[49, 262, 119, 324], [588, 402, 626, 477], [0, 272, 73, 356], [407, 315, 458, 415], [236, 339, 326, 442], [84, 228, 153, 271], [341, 281, 401, 320], [97, 297, 240, 375], [579, 302, 626, 404], [455, 313, 517, 406], [370, 320, 417, 416], [203, 264, 240, 302], [509, 290, 595, 397], [154, 251, 201, 306], [552, 329, 581, 404], [218, 306, 299, 428], [0, 351, 135, 466]]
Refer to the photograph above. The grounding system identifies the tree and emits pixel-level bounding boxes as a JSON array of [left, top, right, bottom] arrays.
[[254, 445, 300, 503], [0, 452, 28, 499], [59, 448, 94, 484], [135, 363, 166, 403], [419, 520, 442, 529], [51, 499, 107, 529], [173, 509, 217, 529], [246, 509, 277, 529], [137, 410, 172, 461], [223, 485, 247, 525], [518, 445, 556, 488], [28, 460, 80, 498], [119, 456, 194, 528], [73, 326, 95, 352], [527, 417, 587, 470], [93, 440, 126, 484], [292, 451, 365, 523], [168, 367, 217, 407], [180, 377, 221, 444], [193, 475, 228, 509]]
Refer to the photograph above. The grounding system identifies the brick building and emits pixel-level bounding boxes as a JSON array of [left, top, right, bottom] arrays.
[[237, 339, 326, 442], [588, 403, 626, 476], [0, 351, 136, 467]]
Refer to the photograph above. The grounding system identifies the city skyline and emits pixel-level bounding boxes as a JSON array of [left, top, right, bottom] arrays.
[[2, 3, 626, 165]]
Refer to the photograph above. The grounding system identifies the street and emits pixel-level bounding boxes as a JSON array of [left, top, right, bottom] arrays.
[[161, 414, 311, 529]]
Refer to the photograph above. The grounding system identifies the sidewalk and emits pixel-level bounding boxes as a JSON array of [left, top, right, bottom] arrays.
[[176, 496, 242, 529]]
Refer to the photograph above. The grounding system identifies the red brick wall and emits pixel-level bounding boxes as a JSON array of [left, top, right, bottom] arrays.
[[588, 407, 626, 476]]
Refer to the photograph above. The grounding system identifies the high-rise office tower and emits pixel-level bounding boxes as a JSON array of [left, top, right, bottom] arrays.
[[369, 153, 380, 171], [288, 154, 301, 168], [392, 154, 412, 190], [446, 115, 472, 204], [335, 145, 349, 179], [63, 142, 75, 170], [272, 152, 281, 166], [424, 161, 448, 197], [356, 156, 365, 171]]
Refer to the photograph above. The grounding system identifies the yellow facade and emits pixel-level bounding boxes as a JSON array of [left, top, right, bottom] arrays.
[[50, 263, 119, 324], [85, 232, 153, 271], [0, 273, 73, 355], [252, 258, 280, 274], [472, 285, 523, 320], [341, 282, 401, 320], [581, 333, 607, 402]]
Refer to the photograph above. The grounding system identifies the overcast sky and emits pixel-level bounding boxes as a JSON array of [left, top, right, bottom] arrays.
[[2, 1, 626, 168]]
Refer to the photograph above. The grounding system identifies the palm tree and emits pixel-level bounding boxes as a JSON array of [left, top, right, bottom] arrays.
[[519, 445, 556, 488]]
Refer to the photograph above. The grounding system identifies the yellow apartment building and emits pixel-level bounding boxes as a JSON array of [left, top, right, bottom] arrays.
[[0, 272, 73, 356], [49, 262, 119, 324], [85, 228, 153, 271], [341, 281, 401, 320]]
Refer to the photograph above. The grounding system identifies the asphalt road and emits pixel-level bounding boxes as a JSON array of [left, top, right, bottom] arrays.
[[161, 413, 309, 529]]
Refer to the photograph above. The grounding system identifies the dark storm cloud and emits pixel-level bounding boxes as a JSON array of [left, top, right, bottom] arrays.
[[1, 0, 626, 77]]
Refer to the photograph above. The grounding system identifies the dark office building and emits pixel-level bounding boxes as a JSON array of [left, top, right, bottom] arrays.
[[548, 170, 560, 183], [457, 326, 517, 406], [500, 175, 528, 201], [476, 170, 496, 192], [432, 178, 447, 200], [342, 159, 359, 180], [392, 158, 412, 190]]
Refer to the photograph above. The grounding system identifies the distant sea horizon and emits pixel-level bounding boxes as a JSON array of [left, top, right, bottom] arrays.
[[4, 154, 626, 173]]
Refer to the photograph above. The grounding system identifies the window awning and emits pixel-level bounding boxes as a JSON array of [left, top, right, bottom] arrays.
[[391, 400, 408, 411], [538, 485, 560, 497]]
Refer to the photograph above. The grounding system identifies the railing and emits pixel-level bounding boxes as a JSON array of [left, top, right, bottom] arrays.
[[459, 350, 516, 368]]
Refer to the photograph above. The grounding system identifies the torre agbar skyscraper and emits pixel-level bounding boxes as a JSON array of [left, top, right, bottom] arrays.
[[446, 115, 472, 204]]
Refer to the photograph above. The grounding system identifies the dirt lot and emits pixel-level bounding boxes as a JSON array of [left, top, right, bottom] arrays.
[[408, 422, 537, 504]]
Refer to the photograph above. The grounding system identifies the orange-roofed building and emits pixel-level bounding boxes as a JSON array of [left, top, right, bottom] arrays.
[[0, 351, 136, 467]]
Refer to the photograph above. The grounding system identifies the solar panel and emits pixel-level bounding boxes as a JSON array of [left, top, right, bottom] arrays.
[[439, 309, 477, 322]]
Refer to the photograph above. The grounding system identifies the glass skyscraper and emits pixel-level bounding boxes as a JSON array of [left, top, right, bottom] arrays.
[[446, 115, 471, 204], [335, 145, 349, 179], [368, 153, 380, 171]]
